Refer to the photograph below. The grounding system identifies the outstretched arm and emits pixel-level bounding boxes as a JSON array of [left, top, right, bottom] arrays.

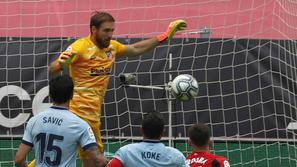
[[123, 37, 159, 57], [122, 19, 187, 57]]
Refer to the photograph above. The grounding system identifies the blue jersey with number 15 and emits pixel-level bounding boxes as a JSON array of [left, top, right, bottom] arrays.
[[22, 106, 97, 167]]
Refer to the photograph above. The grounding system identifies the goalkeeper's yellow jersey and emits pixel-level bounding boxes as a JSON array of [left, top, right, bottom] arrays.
[[66, 36, 125, 121]]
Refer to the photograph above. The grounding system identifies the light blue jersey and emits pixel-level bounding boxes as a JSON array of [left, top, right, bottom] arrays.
[[22, 106, 97, 167], [114, 140, 188, 167]]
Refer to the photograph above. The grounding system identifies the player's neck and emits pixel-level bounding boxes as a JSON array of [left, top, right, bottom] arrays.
[[192, 146, 210, 153], [90, 35, 104, 49], [53, 102, 69, 109], [143, 136, 161, 141]]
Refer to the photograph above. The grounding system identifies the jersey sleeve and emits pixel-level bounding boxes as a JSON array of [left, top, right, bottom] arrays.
[[107, 158, 124, 167], [21, 117, 35, 147], [113, 146, 127, 165], [79, 123, 97, 150], [111, 40, 126, 56], [64, 39, 84, 63]]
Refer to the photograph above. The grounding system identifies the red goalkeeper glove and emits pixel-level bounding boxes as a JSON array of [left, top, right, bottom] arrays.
[[157, 19, 187, 42]]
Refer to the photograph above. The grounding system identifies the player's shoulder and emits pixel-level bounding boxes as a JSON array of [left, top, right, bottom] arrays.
[[212, 153, 228, 161], [64, 110, 88, 125], [186, 152, 223, 160], [117, 142, 144, 153], [110, 40, 125, 48], [75, 36, 89, 43], [199, 152, 227, 160], [63, 111, 91, 132], [110, 40, 121, 45], [31, 107, 51, 119], [25, 107, 52, 127], [210, 153, 230, 167], [49, 106, 89, 126], [165, 146, 185, 157], [165, 145, 183, 153], [26, 114, 39, 125], [71, 36, 92, 48], [186, 151, 195, 159], [120, 142, 139, 149]]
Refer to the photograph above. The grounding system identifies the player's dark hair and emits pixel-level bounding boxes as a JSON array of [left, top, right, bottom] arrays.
[[49, 75, 74, 104], [212, 159, 220, 167], [188, 124, 210, 147], [142, 111, 164, 139], [90, 11, 115, 32]]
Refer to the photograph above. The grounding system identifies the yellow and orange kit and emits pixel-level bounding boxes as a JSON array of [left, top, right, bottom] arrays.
[[66, 36, 125, 153]]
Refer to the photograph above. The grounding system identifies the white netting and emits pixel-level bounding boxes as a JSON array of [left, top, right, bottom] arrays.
[[1, 0, 297, 167]]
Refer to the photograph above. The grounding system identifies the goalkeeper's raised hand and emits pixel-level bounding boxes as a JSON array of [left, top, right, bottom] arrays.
[[49, 50, 76, 74], [157, 19, 187, 42], [57, 50, 76, 70]]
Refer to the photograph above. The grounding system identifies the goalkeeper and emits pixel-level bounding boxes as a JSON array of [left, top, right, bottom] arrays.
[[44, 11, 186, 167]]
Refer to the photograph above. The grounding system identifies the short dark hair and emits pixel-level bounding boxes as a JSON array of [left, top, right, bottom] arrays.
[[90, 11, 115, 31], [188, 124, 210, 147], [49, 75, 74, 104], [212, 159, 220, 167], [142, 111, 164, 139]]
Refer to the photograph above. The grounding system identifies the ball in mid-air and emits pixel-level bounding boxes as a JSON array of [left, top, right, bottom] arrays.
[[171, 74, 198, 101]]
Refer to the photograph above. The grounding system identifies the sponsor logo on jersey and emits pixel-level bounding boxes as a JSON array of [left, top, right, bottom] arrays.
[[88, 127, 95, 139], [224, 160, 230, 167], [90, 67, 111, 76]]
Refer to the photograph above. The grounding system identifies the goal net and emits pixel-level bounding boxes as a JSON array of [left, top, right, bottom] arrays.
[[1, 0, 297, 166]]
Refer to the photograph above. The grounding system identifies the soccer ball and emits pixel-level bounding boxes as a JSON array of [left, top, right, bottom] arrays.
[[170, 74, 198, 101]]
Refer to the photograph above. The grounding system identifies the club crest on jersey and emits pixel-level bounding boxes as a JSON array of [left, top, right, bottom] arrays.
[[105, 51, 113, 60]]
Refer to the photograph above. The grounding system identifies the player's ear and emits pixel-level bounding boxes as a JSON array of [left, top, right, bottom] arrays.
[[208, 139, 213, 147], [158, 128, 165, 139], [91, 26, 98, 34], [188, 139, 193, 147]]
